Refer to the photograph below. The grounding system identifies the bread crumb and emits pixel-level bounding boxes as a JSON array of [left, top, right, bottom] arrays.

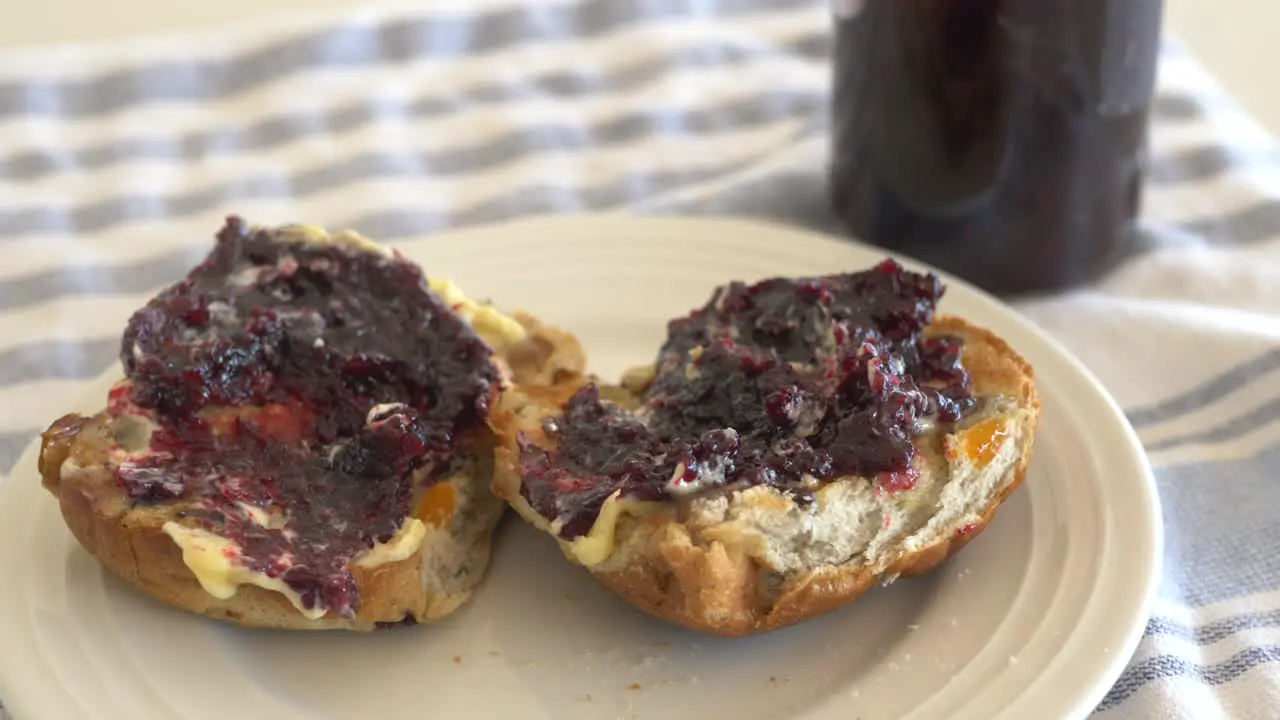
[[622, 688, 639, 720], [907, 624, 920, 631], [949, 618, 958, 627], [488, 650, 501, 657], [1008, 655, 1019, 665], [647, 675, 700, 690], [582, 693, 593, 702], [453, 655, 462, 665]]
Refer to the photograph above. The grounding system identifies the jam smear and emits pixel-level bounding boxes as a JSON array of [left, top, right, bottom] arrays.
[[518, 259, 975, 540], [115, 216, 498, 618]]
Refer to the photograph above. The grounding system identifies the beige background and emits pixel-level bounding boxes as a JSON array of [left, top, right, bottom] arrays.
[[0, 0, 1273, 135]]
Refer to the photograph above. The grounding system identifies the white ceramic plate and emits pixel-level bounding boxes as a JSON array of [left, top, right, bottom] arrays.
[[0, 215, 1161, 720]]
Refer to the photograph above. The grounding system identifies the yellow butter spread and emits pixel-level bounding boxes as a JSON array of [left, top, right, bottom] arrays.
[[273, 224, 390, 256], [353, 517, 427, 568], [161, 522, 328, 620], [163, 514, 428, 618], [236, 502, 287, 530], [427, 277, 528, 349], [562, 491, 660, 566]]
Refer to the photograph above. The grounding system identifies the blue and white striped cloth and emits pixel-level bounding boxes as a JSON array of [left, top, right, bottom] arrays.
[[1, 1, 1278, 717]]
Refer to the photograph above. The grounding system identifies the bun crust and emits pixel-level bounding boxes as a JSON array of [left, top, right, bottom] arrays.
[[492, 315, 1040, 637]]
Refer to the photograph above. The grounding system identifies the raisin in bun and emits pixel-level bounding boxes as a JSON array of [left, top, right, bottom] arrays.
[[37, 217, 584, 631], [492, 260, 1039, 637]]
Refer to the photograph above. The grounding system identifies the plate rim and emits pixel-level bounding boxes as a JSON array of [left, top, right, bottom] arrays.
[[0, 212, 1163, 720]]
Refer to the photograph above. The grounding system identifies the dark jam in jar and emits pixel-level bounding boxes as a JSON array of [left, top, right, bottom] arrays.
[[829, 0, 1164, 295]]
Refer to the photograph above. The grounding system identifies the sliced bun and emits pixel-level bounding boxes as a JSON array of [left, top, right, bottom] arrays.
[[36, 219, 586, 631], [493, 310, 1040, 637]]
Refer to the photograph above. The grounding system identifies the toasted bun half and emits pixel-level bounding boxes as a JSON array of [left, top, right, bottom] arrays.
[[36, 220, 587, 631], [492, 315, 1039, 637]]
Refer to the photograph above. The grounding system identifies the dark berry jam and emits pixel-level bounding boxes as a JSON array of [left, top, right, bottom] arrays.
[[518, 259, 975, 540], [115, 216, 499, 617]]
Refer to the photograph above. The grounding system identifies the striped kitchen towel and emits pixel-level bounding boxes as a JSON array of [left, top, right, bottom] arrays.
[[1, 1, 1279, 718]]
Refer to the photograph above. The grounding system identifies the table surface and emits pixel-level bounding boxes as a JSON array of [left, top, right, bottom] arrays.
[[0, 0, 1274, 135]]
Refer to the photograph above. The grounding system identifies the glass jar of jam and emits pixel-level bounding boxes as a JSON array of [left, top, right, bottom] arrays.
[[828, 0, 1165, 296]]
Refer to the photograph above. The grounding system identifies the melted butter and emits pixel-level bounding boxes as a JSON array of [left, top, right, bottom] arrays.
[[237, 503, 287, 530], [353, 517, 427, 568], [164, 511, 426, 617], [161, 522, 327, 620], [427, 277, 528, 349], [353, 474, 462, 568], [271, 224, 390, 256], [562, 491, 660, 566]]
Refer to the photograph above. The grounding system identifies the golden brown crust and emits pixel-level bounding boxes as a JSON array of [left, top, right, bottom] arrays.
[[928, 315, 1038, 408], [502, 311, 588, 388], [491, 314, 1041, 637]]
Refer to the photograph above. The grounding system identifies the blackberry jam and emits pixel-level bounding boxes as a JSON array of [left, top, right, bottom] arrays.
[[829, 0, 1164, 295], [114, 217, 499, 617], [518, 260, 976, 540]]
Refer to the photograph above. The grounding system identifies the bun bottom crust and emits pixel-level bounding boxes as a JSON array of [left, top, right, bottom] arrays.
[[41, 424, 505, 632], [587, 452, 1030, 637]]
